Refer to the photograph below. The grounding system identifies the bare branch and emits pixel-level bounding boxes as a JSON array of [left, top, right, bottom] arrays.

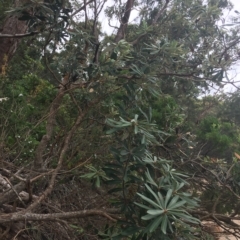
[[28, 112, 86, 211], [26, 94, 103, 211], [71, 0, 95, 17], [189, 210, 240, 228], [218, 37, 240, 64], [0, 31, 39, 38], [0, 181, 26, 206], [152, 0, 170, 25], [34, 81, 67, 170], [0, 209, 117, 223]]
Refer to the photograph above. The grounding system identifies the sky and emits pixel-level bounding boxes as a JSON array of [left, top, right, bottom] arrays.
[[222, 0, 240, 93]]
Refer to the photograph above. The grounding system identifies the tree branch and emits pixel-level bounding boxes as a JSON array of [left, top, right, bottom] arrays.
[[26, 94, 103, 212], [0, 31, 39, 38], [34, 81, 67, 170], [0, 209, 117, 223], [218, 37, 240, 64], [152, 0, 170, 25], [71, 0, 95, 17], [0, 181, 26, 206], [131, 0, 170, 45]]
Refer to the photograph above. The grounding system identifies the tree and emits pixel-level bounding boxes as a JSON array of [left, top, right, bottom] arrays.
[[0, 0, 240, 239], [0, 0, 29, 75]]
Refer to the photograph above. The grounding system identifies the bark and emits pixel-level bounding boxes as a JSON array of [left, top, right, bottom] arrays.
[[114, 0, 135, 43], [0, 0, 29, 75], [0, 209, 117, 223]]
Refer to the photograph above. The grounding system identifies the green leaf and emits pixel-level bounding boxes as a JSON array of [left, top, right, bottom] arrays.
[[95, 176, 101, 188], [136, 193, 161, 209], [134, 114, 139, 121], [145, 170, 158, 187], [145, 184, 162, 206], [167, 195, 180, 209], [160, 214, 168, 234], [141, 135, 146, 144], [157, 192, 165, 208], [167, 217, 173, 233], [134, 202, 152, 210], [168, 200, 186, 210], [176, 182, 185, 191], [106, 128, 119, 134], [120, 150, 129, 155], [170, 211, 199, 224], [164, 189, 173, 208], [149, 215, 163, 233], [147, 209, 164, 215], [80, 173, 96, 178], [134, 125, 138, 134], [141, 214, 157, 220]]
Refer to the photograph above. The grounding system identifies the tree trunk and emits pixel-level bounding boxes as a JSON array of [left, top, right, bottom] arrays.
[[114, 0, 135, 43], [0, 0, 28, 75]]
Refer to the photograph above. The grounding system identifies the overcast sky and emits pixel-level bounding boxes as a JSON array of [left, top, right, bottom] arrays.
[[220, 0, 240, 93]]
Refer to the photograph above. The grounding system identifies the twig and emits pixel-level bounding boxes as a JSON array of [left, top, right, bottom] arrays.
[[57, 156, 92, 174], [3, 177, 26, 207], [0, 31, 39, 38]]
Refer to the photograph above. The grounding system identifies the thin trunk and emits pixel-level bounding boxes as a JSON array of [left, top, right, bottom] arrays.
[[114, 0, 135, 43], [0, 0, 28, 75]]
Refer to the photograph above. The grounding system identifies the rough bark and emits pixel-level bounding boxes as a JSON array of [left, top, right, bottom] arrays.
[[0, 0, 29, 75]]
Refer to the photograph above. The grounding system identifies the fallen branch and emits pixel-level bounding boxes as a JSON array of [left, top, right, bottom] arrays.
[[0, 209, 117, 223], [0, 181, 26, 206]]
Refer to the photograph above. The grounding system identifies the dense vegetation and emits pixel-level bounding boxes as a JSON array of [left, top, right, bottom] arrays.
[[0, 0, 240, 239]]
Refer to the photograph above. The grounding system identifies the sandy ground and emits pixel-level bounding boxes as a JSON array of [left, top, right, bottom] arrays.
[[219, 231, 240, 240], [219, 235, 238, 240], [203, 221, 240, 240], [219, 220, 240, 240]]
